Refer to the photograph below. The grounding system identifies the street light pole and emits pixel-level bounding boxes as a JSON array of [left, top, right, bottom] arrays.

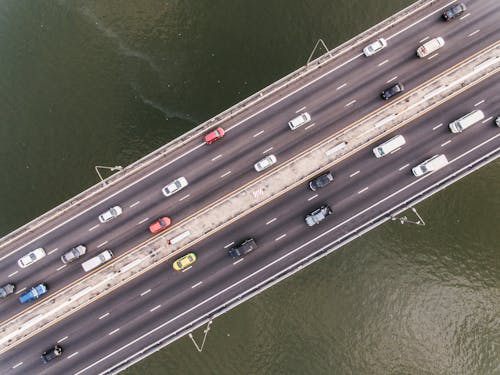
[[94, 165, 123, 185], [391, 207, 426, 226]]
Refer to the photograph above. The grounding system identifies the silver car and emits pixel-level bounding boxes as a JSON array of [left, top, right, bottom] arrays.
[[0, 283, 15, 298], [162, 177, 188, 197], [363, 38, 387, 57], [61, 245, 87, 264], [254, 154, 277, 172]]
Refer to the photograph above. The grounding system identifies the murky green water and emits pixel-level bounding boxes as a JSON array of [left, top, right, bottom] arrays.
[[0, 1, 498, 374]]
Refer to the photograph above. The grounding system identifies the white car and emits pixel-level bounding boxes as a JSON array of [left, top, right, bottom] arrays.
[[254, 154, 277, 172], [363, 38, 387, 57], [288, 112, 311, 130], [412, 154, 448, 177], [162, 177, 188, 197], [18, 247, 46, 268], [98, 206, 123, 223]]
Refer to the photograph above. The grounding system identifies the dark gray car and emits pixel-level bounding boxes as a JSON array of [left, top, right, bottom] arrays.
[[381, 82, 404, 100], [228, 238, 257, 258], [0, 283, 15, 298], [309, 171, 334, 191]]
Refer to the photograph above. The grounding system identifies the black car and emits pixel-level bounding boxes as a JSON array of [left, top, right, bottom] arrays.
[[41, 345, 63, 363], [228, 238, 257, 258], [442, 3, 466, 21], [381, 82, 404, 100], [309, 171, 334, 191]]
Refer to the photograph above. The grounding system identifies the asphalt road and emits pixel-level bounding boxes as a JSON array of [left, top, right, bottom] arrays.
[[0, 0, 499, 373]]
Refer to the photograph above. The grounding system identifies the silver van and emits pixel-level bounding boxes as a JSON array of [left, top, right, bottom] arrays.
[[417, 37, 445, 58], [372, 135, 406, 158], [81, 250, 113, 272], [448, 110, 484, 133], [288, 112, 311, 130]]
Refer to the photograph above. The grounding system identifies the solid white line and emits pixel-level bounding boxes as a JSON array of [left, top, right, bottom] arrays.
[[99, 313, 110, 320], [58, 336, 68, 343], [140, 289, 151, 297], [47, 248, 58, 255], [211, 154, 222, 161], [15, 287, 26, 295], [266, 218, 277, 225], [191, 282, 202, 289], [468, 29, 479, 37], [358, 187, 369, 194], [224, 242, 235, 249], [129, 201, 140, 208], [307, 194, 318, 201], [253, 130, 264, 137], [378, 59, 388, 66], [441, 140, 452, 147], [220, 171, 231, 178], [179, 194, 190, 202], [181, 266, 192, 273], [419, 36, 430, 43], [68, 352, 79, 359], [349, 170, 360, 178], [336, 83, 347, 90], [482, 117, 492, 123], [386, 76, 398, 83], [56, 264, 67, 271], [8, 271, 18, 278], [474, 99, 485, 107], [97, 241, 108, 248], [399, 163, 410, 171], [12, 362, 23, 369], [88, 225, 99, 232], [428, 53, 438, 60], [233, 259, 244, 265], [304, 123, 316, 130], [432, 123, 443, 130], [150, 305, 161, 312], [460, 13, 470, 20], [296, 106, 306, 113], [275, 234, 287, 241], [345, 99, 356, 107], [108, 329, 120, 336], [262, 147, 273, 154]]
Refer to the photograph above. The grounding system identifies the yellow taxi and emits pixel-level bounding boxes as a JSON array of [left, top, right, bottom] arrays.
[[173, 252, 197, 271]]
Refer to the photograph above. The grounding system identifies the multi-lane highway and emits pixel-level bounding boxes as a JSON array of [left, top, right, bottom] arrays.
[[0, 0, 499, 373]]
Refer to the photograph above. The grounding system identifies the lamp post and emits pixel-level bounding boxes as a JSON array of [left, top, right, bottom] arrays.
[[391, 207, 426, 226], [94, 165, 123, 185]]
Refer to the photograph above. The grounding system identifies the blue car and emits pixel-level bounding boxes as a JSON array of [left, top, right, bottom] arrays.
[[18, 283, 48, 304]]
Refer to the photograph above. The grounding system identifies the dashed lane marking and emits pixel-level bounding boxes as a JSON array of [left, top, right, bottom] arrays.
[[474, 99, 485, 107], [97, 241, 108, 248], [296, 106, 306, 113], [468, 29, 479, 37], [399, 163, 410, 171], [56, 264, 67, 271], [179, 194, 190, 202], [224, 242, 235, 249], [275, 234, 286, 241], [482, 116, 492, 123], [345, 99, 356, 107], [419, 36, 430, 43], [358, 187, 369, 194], [68, 352, 79, 359], [432, 123, 443, 130], [150, 305, 161, 312], [262, 147, 273, 154], [8, 271, 18, 278], [253, 130, 264, 137], [390, 147, 402, 155], [233, 259, 244, 265], [460, 13, 470, 20], [129, 201, 140, 208], [441, 140, 451, 147], [307, 194, 318, 201], [336, 83, 347, 90], [137, 218, 149, 225], [304, 123, 316, 130], [182, 266, 192, 272], [386, 76, 398, 83], [266, 218, 277, 225], [349, 170, 360, 178], [58, 336, 68, 343], [211, 154, 222, 161], [191, 281, 202, 289], [88, 225, 99, 232], [140, 289, 151, 297], [428, 53, 438, 60], [108, 329, 120, 336], [15, 287, 26, 295], [12, 362, 23, 369], [47, 248, 58, 255], [220, 171, 231, 178], [378, 59, 388, 66], [99, 313, 110, 320]]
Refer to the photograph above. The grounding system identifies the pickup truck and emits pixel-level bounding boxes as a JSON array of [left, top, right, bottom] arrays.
[[18, 283, 48, 304]]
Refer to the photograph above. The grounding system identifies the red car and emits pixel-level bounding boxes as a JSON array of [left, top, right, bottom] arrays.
[[204, 127, 225, 144], [149, 217, 171, 234]]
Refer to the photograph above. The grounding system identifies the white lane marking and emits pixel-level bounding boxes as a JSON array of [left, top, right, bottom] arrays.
[[220, 171, 231, 178], [386, 76, 398, 83], [12, 362, 23, 369], [296, 106, 306, 113], [262, 147, 273, 154], [345, 99, 356, 107], [88, 225, 99, 232], [179, 194, 190, 202], [56, 264, 67, 271], [253, 130, 264, 138], [47, 248, 58, 255], [460, 13, 470, 20], [441, 140, 451, 147], [8, 271, 18, 277], [140, 289, 151, 297], [181, 266, 192, 272], [358, 187, 369, 194], [468, 29, 479, 37], [399, 163, 410, 171], [211, 154, 222, 161], [99, 312, 110, 320], [150, 305, 161, 312], [58, 336, 68, 343], [336, 83, 347, 90], [129, 201, 140, 208], [307, 194, 318, 201], [191, 281, 202, 289], [428, 53, 438, 60], [304, 123, 316, 130], [266, 218, 277, 225], [474, 99, 485, 107], [432, 123, 443, 130], [390, 147, 401, 155], [68, 352, 79, 359], [419, 36, 430, 43], [378, 59, 388, 66], [233, 258, 244, 265], [108, 329, 120, 336], [275, 234, 287, 241], [97, 241, 108, 248], [15, 287, 26, 295], [224, 242, 235, 249], [349, 170, 360, 178], [482, 116, 492, 123]]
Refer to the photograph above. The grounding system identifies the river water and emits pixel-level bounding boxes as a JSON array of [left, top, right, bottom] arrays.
[[0, 1, 498, 374]]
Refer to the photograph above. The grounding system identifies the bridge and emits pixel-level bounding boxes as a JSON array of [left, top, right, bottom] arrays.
[[0, 0, 498, 373]]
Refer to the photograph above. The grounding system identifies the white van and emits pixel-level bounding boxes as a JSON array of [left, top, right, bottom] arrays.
[[372, 135, 406, 158], [288, 112, 311, 130], [417, 37, 445, 58], [448, 110, 484, 133], [412, 154, 448, 177], [81, 250, 113, 272]]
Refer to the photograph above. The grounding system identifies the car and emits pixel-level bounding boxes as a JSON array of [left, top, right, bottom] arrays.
[[305, 204, 333, 227], [442, 3, 466, 21], [41, 345, 63, 363], [288, 112, 311, 130], [254, 154, 277, 172], [204, 127, 225, 144], [61, 245, 87, 264], [228, 238, 257, 258], [309, 171, 334, 191], [162, 177, 188, 197], [381, 82, 404, 100], [416, 37, 445, 58], [173, 252, 197, 271], [495, 117, 500, 127], [149, 216, 172, 234], [98, 206, 122, 223], [17, 247, 46, 268], [363, 38, 388, 57], [18, 283, 48, 304], [0, 283, 15, 298]]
